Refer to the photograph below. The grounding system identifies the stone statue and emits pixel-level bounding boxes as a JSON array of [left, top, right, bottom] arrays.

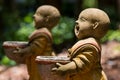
[[52, 8, 110, 80], [13, 5, 60, 80]]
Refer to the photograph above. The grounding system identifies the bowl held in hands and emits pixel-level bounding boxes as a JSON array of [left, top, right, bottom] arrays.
[[3, 41, 28, 63]]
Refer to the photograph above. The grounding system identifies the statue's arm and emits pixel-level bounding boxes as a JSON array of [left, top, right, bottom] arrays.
[[52, 44, 99, 74], [72, 44, 99, 74], [13, 36, 47, 57]]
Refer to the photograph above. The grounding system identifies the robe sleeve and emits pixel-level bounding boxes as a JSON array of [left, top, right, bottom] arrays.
[[72, 44, 100, 74], [19, 36, 48, 56], [29, 36, 48, 55]]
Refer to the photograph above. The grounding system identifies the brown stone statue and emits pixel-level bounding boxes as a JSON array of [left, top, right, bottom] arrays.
[[52, 8, 110, 80], [13, 5, 60, 80]]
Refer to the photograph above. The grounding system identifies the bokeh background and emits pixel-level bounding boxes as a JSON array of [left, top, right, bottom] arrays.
[[0, 0, 120, 80]]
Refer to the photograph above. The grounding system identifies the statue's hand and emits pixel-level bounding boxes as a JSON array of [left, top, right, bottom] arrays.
[[13, 46, 32, 57], [13, 47, 24, 57], [52, 61, 77, 75], [52, 63, 68, 75]]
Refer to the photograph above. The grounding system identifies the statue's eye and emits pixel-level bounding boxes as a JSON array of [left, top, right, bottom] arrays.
[[35, 11, 40, 16], [37, 12, 40, 16], [80, 17, 86, 21]]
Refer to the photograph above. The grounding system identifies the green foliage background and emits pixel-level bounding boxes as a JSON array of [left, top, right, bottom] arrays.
[[52, 17, 75, 45]]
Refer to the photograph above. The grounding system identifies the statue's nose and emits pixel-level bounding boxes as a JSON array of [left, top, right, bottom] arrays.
[[33, 15, 35, 19], [75, 20, 79, 25]]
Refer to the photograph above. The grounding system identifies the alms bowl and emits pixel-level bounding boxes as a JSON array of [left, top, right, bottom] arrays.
[[3, 41, 28, 63]]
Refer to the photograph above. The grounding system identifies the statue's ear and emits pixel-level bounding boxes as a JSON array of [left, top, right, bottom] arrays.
[[93, 22, 99, 29], [45, 16, 49, 22]]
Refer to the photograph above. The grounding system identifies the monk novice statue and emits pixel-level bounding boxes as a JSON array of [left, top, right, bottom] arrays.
[[13, 5, 60, 80], [52, 8, 110, 80]]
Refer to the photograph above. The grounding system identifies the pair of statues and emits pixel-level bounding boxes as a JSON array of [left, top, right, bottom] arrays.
[[7, 5, 110, 80]]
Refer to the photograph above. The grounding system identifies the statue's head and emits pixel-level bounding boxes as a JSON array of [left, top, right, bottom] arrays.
[[33, 5, 60, 29], [75, 8, 110, 40]]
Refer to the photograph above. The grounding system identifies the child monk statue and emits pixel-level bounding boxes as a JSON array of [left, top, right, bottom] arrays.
[[52, 8, 110, 80], [13, 5, 60, 80]]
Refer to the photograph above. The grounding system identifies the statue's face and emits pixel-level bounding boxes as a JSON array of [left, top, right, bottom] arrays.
[[75, 12, 93, 39], [33, 9, 45, 29]]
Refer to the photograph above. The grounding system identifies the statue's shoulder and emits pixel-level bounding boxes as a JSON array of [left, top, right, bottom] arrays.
[[29, 28, 52, 42], [69, 38, 101, 58]]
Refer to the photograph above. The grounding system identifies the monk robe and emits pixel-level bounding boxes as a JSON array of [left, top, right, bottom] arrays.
[[25, 28, 53, 80], [66, 37, 107, 80]]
